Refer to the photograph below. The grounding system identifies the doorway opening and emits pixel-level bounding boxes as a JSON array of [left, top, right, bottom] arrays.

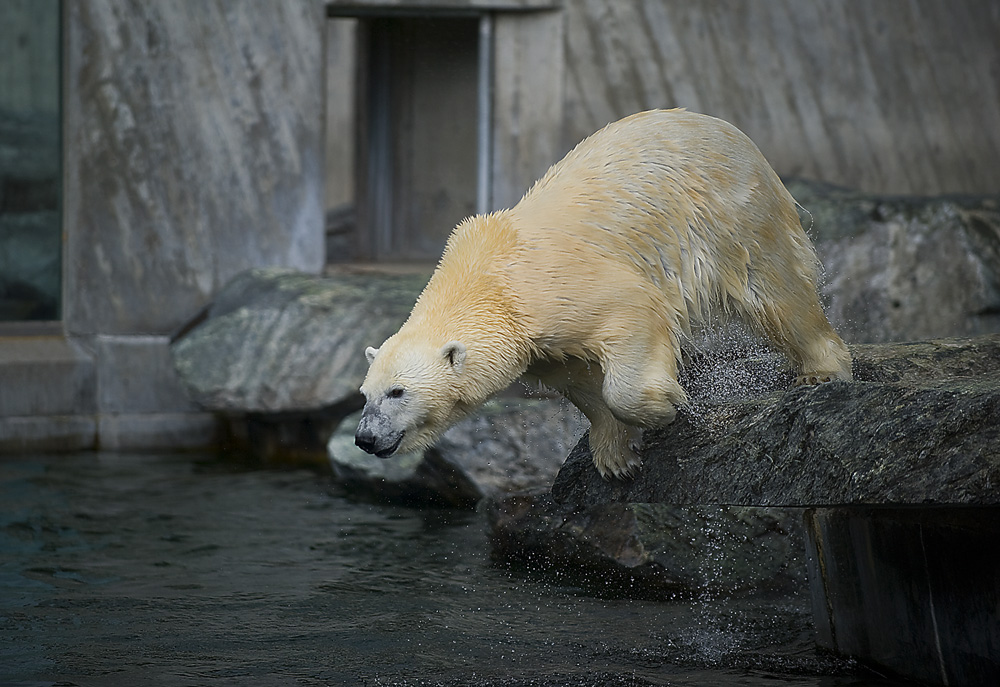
[[325, 14, 492, 264]]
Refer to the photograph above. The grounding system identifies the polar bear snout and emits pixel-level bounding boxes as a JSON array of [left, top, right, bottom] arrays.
[[355, 406, 405, 458]]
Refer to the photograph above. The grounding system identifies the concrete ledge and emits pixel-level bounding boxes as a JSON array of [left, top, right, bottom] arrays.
[[94, 335, 198, 414], [0, 415, 97, 452], [0, 336, 96, 416], [0, 413, 220, 453], [1, 333, 219, 454], [97, 413, 220, 451]]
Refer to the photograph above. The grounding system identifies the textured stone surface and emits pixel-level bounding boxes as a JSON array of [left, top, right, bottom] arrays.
[[0, 415, 97, 453], [562, 2, 1000, 195], [550, 336, 1000, 508], [805, 507, 1000, 687], [790, 180, 1000, 344], [172, 267, 430, 412], [328, 398, 585, 506], [0, 338, 96, 416], [485, 496, 808, 596], [63, 0, 326, 336], [485, 335, 1000, 599], [93, 335, 198, 414]]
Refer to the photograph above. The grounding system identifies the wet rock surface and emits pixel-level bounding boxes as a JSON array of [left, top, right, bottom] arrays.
[[328, 398, 586, 507], [484, 334, 1000, 601], [172, 267, 429, 413], [485, 495, 809, 596], [171, 268, 587, 496], [549, 335, 1000, 508]]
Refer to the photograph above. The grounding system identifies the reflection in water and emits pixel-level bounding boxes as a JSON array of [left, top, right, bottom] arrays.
[[1, 453, 909, 686]]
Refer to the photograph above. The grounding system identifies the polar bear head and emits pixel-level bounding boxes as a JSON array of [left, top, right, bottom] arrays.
[[355, 335, 469, 458]]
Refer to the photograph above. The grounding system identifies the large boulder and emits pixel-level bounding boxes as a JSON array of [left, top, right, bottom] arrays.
[[328, 398, 586, 507], [486, 334, 1000, 591], [170, 267, 428, 465], [171, 268, 587, 496], [485, 334, 1000, 686], [550, 335, 1000, 508], [172, 267, 428, 413], [790, 180, 1000, 344]]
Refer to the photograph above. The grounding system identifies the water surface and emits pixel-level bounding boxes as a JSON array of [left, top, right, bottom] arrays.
[[1, 453, 912, 686]]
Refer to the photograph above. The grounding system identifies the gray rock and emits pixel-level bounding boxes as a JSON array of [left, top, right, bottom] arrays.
[[789, 180, 1000, 344], [485, 334, 1000, 597], [485, 495, 808, 596], [172, 267, 429, 413], [803, 506, 1000, 687], [328, 398, 587, 506], [550, 335, 1000, 508]]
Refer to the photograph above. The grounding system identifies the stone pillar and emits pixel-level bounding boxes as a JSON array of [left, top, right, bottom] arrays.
[[64, 0, 326, 336], [1, 0, 326, 452], [804, 507, 1000, 687], [490, 9, 565, 210]]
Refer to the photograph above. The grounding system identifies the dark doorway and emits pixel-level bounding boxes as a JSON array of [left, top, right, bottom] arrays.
[[356, 16, 481, 262]]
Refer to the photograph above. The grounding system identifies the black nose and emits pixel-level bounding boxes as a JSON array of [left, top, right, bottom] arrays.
[[355, 431, 376, 454]]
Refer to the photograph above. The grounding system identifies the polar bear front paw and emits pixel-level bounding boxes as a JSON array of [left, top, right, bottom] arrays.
[[591, 422, 643, 480]]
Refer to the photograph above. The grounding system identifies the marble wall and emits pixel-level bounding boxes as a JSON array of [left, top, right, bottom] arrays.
[[64, 0, 326, 336], [2, 0, 327, 452], [561, 0, 1000, 196]]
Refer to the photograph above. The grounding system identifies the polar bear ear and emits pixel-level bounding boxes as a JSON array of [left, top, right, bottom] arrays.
[[440, 341, 467, 373], [365, 346, 379, 365]]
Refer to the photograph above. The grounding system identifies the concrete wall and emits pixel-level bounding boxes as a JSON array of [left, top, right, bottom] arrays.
[[1, 0, 327, 452], [64, 0, 326, 336], [325, 0, 998, 266], [561, 0, 1000, 196]]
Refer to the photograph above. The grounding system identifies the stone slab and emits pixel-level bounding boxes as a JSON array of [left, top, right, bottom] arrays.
[[328, 397, 585, 505], [172, 267, 431, 412], [97, 413, 219, 452], [0, 337, 96, 416], [485, 494, 808, 596], [94, 335, 199, 414], [550, 336, 1000, 508], [0, 415, 97, 453]]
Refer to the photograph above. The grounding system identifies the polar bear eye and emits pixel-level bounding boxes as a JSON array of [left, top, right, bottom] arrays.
[[387, 387, 405, 399]]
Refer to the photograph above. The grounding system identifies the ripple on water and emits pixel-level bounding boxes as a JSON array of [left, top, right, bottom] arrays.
[[1, 453, 911, 687]]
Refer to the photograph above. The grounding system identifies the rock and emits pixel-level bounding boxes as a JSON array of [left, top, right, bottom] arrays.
[[485, 334, 1000, 596], [171, 267, 429, 464], [485, 334, 1000, 685], [788, 180, 1000, 344], [549, 335, 1000, 508], [328, 398, 587, 507], [172, 267, 430, 413], [803, 506, 1000, 687], [484, 495, 808, 597]]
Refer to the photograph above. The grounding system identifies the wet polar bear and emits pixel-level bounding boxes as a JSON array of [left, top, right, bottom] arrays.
[[356, 109, 852, 478]]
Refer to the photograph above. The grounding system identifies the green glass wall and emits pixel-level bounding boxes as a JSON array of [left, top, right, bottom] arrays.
[[0, 0, 61, 321]]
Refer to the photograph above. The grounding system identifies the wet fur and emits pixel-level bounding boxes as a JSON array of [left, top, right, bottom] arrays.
[[359, 109, 852, 478]]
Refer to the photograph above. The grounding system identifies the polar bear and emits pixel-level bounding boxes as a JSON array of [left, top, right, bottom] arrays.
[[355, 109, 852, 478]]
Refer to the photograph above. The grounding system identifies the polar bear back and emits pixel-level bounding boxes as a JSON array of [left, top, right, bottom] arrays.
[[508, 108, 818, 338]]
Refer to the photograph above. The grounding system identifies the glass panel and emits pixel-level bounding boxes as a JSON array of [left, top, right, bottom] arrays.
[[0, 0, 61, 321]]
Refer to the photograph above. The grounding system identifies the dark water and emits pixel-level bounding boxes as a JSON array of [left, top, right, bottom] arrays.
[[1, 453, 912, 687]]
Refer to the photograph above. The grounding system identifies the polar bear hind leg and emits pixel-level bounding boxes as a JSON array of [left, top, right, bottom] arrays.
[[735, 277, 853, 386], [599, 334, 687, 429]]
